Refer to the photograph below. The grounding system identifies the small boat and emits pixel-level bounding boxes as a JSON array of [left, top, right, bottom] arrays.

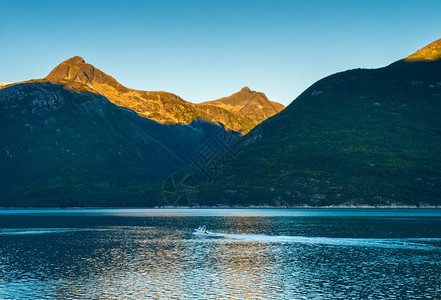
[[195, 225, 208, 234]]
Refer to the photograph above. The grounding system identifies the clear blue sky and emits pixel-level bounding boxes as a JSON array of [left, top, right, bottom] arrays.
[[0, 0, 440, 106]]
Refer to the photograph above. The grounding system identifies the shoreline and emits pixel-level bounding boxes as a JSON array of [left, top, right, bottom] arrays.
[[0, 205, 440, 210]]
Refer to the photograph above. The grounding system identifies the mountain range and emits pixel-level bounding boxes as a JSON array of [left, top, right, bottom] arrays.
[[1, 38, 440, 207]]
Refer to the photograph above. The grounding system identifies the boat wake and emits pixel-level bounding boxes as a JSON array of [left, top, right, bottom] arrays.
[[0, 228, 111, 236], [194, 232, 441, 251], [0, 228, 77, 235]]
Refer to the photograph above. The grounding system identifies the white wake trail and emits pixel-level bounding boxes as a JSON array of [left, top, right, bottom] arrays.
[[194, 232, 441, 251]]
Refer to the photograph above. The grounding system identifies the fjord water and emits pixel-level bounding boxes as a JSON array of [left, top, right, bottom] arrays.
[[0, 209, 440, 299]]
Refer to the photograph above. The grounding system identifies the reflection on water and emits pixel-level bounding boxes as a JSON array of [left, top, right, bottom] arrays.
[[0, 209, 440, 299]]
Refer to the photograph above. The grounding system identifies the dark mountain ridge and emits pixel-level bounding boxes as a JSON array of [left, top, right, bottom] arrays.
[[198, 39, 441, 207]]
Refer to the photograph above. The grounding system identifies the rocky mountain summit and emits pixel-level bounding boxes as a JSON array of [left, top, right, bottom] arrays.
[[405, 38, 441, 62], [201, 86, 285, 124]]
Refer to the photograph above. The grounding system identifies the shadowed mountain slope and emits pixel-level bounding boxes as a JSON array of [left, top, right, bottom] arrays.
[[0, 81, 225, 207]]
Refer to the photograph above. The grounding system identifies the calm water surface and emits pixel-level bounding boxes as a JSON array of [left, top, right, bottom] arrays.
[[0, 209, 440, 299]]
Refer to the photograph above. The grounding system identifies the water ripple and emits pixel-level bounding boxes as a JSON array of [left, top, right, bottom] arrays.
[[1, 210, 440, 299]]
